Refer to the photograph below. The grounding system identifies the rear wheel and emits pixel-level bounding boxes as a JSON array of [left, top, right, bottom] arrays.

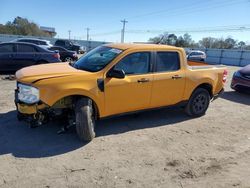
[[75, 98, 95, 142], [64, 57, 73, 62], [185, 88, 210, 117]]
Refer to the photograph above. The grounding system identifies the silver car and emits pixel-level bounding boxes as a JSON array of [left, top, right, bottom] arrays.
[[187, 50, 206, 61], [12, 38, 53, 49]]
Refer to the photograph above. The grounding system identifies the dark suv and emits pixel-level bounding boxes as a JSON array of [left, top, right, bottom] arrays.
[[54, 39, 85, 54]]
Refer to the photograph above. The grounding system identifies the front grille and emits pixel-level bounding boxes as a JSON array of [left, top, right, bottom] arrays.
[[242, 74, 250, 80]]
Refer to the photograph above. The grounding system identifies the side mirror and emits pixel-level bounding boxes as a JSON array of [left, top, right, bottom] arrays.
[[107, 69, 125, 79]]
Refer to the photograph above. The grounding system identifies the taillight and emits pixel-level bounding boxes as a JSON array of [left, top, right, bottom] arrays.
[[53, 53, 60, 60], [223, 69, 228, 83]]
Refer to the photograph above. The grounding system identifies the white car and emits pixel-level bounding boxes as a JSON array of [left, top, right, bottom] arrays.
[[12, 38, 53, 49], [187, 50, 206, 61]]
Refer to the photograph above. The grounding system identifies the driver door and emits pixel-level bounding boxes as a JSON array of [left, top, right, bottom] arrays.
[[104, 52, 153, 116]]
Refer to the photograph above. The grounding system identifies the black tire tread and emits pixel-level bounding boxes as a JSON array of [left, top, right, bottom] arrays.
[[75, 98, 95, 141], [185, 88, 210, 117]]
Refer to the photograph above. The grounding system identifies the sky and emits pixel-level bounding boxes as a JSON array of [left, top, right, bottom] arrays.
[[0, 0, 250, 43]]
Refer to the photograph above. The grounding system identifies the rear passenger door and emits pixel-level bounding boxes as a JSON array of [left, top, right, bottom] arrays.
[[150, 51, 186, 108], [0, 43, 15, 72], [14, 44, 38, 71]]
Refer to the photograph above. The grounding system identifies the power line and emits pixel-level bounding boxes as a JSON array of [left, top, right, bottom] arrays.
[[126, 25, 250, 34], [87, 0, 249, 40], [90, 24, 250, 38], [91, 30, 121, 37], [128, 0, 246, 24], [89, 0, 238, 29]]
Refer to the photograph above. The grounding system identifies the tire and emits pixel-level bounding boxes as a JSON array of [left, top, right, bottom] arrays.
[[64, 57, 73, 62], [185, 88, 210, 117], [75, 98, 96, 142]]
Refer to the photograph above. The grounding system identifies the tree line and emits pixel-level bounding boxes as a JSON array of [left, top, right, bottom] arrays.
[[149, 33, 250, 50], [0, 17, 56, 37]]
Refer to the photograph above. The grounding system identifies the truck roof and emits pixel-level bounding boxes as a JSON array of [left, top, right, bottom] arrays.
[[105, 43, 181, 51]]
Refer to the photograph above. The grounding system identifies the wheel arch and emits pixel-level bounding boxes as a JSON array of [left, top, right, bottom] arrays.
[[51, 94, 100, 119], [192, 83, 213, 98]]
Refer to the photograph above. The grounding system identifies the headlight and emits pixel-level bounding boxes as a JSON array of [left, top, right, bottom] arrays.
[[18, 84, 39, 104], [234, 71, 242, 78]]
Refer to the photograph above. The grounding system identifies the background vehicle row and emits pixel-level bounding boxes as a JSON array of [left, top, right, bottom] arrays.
[[0, 42, 60, 74]]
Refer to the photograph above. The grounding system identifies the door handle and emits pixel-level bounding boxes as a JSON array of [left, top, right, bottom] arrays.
[[172, 75, 182, 79], [137, 78, 149, 83]]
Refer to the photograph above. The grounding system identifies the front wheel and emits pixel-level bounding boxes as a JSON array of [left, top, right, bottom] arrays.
[[75, 98, 96, 142], [185, 88, 210, 117]]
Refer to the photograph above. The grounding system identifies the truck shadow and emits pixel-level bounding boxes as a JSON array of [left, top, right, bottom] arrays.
[[0, 107, 189, 158], [221, 91, 250, 105]]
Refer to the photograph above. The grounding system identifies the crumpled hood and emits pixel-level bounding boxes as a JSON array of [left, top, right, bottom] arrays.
[[16, 62, 89, 83], [239, 64, 250, 76]]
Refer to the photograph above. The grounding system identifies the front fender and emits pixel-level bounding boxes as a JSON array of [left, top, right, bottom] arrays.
[[38, 87, 104, 117]]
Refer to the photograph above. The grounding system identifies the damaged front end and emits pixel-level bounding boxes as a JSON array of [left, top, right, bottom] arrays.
[[15, 82, 75, 130]]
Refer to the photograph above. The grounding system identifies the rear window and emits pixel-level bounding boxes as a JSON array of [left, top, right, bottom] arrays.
[[39, 41, 47, 45], [17, 44, 36, 52], [156, 52, 180, 72], [20, 39, 38, 45]]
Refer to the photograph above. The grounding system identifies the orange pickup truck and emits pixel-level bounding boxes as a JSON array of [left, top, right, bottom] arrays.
[[15, 43, 227, 141]]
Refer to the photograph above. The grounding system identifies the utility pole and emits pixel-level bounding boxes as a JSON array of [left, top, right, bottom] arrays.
[[68, 30, 71, 40], [120, 19, 128, 43], [86, 28, 90, 41]]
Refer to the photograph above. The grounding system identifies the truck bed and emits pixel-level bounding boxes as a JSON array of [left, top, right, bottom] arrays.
[[187, 60, 226, 70]]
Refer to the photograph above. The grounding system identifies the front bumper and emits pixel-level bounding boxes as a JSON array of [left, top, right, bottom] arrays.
[[16, 103, 48, 114], [231, 75, 250, 91], [15, 89, 48, 115]]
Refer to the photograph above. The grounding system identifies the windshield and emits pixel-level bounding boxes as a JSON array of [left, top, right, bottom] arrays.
[[73, 46, 123, 72]]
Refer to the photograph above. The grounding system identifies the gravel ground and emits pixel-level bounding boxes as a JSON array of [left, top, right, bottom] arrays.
[[0, 66, 249, 188]]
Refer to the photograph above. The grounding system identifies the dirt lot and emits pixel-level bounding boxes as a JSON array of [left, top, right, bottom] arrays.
[[0, 66, 249, 188]]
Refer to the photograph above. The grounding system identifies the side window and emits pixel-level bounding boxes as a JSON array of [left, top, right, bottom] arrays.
[[39, 41, 46, 45], [65, 41, 70, 47], [156, 52, 180, 72], [17, 44, 36, 52], [114, 52, 150, 75], [0, 44, 14, 53], [56, 40, 64, 46]]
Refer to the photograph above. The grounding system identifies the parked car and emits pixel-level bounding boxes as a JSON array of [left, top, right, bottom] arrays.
[[187, 50, 206, 61], [54, 39, 85, 54], [231, 64, 250, 92], [15, 43, 227, 142], [0, 42, 60, 74], [13, 38, 53, 49], [48, 46, 78, 62]]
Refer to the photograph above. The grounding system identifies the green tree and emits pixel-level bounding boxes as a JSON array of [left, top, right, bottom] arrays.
[[149, 33, 196, 47], [0, 17, 56, 37]]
